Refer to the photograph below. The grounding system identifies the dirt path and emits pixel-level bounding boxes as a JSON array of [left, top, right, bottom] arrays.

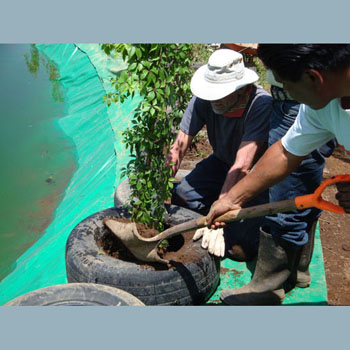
[[319, 147, 350, 305]]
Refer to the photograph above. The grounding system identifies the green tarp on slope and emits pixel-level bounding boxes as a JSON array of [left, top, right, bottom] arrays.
[[0, 44, 138, 304]]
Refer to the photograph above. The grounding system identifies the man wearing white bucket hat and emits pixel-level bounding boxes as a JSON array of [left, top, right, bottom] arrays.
[[166, 49, 272, 261], [206, 44, 350, 305]]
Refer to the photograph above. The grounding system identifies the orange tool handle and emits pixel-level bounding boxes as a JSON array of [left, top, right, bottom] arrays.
[[294, 174, 350, 213]]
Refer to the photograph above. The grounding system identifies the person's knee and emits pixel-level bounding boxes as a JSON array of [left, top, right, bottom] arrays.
[[171, 181, 189, 206], [267, 221, 308, 246], [171, 180, 208, 214], [172, 180, 191, 203]]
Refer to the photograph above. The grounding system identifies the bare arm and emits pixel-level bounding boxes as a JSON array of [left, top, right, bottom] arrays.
[[165, 130, 194, 177], [206, 140, 305, 227], [219, 140, 266, 199]]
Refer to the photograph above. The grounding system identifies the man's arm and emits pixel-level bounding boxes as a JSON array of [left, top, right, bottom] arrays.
[[219, 140, 266, 199], [165, 130, 194, 177], [206, 139, 305, 227]]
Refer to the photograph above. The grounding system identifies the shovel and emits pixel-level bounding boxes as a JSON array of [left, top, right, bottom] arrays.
[[104, 174, 350, 264]]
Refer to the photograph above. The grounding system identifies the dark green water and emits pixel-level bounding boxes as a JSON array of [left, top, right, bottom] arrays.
[[0, 44, 77, 281]]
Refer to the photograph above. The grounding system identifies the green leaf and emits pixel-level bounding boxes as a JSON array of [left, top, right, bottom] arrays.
[[149, 72, 156, 83], [141, 70, 148, 80], [135, 47, 142, 59], [165, 85, 171, 97], [129, 46, 136, 58], [159, 69, 166, 80], [129, 62, 137, 70], [147, 91, 155, 100], [150, 44, 159, 53], [142, 60, 151, 69]]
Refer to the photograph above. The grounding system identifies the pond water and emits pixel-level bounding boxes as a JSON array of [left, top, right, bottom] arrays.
[[0, 44, 77, 281]]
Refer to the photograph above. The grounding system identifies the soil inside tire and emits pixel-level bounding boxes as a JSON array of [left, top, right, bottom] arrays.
[[96, 217, 203, 271]]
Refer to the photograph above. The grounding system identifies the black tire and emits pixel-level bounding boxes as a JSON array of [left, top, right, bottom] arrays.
[[114, 179, 130, 207], [5, 283, 145, 306], [65, 206, 220, 305]]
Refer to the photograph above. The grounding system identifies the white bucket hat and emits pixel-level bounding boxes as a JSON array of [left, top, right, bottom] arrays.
[[191, 49, 259, 101]]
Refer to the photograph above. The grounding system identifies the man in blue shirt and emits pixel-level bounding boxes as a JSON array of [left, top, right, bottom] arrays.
[[166, 48, 272, 261]]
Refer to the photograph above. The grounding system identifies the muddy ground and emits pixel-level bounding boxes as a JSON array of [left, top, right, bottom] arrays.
[[319, 147, 350, 305]]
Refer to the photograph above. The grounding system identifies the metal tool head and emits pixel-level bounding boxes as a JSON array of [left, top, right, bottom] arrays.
[[103, 218, 169, 264]]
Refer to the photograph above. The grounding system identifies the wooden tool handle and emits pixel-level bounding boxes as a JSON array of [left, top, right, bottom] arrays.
[[148, 199, 297, 242], [214, 199, 297, 223], [146, 216, 207, 242]]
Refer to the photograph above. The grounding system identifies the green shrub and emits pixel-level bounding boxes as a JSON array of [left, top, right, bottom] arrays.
[[102, 44, 196, 231]]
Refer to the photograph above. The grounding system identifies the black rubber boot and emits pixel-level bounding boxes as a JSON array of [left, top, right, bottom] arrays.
[[223, 221, 260, 262], [224, 226, 258, 262], [220, 227, 301, 305], [226, 243, 257, 262], [295, 220, 317, 288]]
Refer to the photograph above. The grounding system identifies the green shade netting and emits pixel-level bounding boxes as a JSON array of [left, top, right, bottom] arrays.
[[0, 44, 140, 304], [0, 44, 327, 306]]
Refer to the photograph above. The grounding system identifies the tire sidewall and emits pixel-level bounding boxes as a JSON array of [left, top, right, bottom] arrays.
[[5, 283, 145, 306], [65, 206, 220, 305]]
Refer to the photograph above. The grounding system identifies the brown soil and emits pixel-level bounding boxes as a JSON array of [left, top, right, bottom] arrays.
[[97, 217, 203, 271], [319, 147, 350, 305], [180, 129, 212, 169], [183, 136, 350, 306]]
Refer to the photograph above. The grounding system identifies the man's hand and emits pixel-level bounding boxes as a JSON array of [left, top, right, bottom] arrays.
[[165, 150, 181, 177], [193, 227, 225, 257], [165, 130, 193, 177], [336, 182, 350, 213], [205, 196, 242, 229]]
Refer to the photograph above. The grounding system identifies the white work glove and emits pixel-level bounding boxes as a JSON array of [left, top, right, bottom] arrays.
[[193, 227, 225, 257]]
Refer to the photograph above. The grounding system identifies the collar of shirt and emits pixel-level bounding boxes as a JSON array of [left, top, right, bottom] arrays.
[[222, 85, 253, 118]]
